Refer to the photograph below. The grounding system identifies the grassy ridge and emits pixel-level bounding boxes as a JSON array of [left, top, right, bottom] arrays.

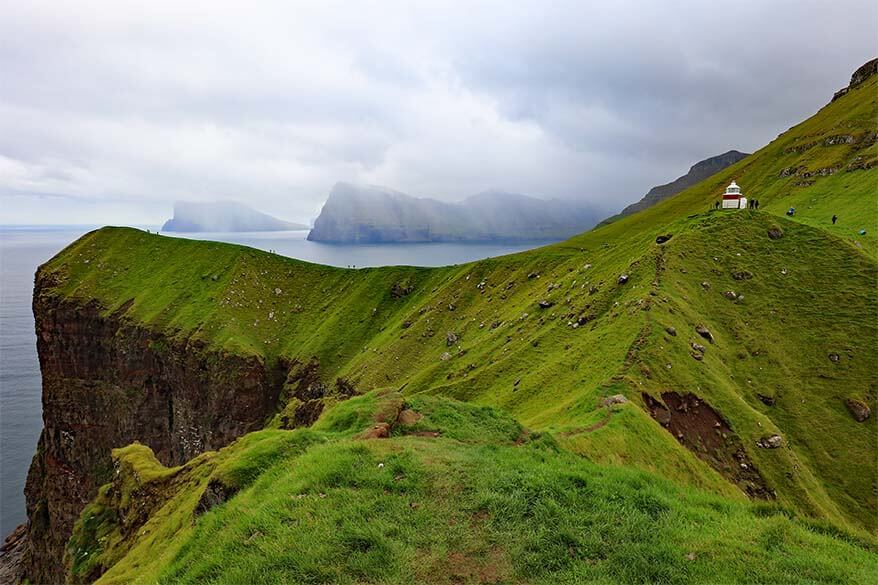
[[48, 212, 876, 534], [46, 69, 878, 581], [69, 392, 878, 584]]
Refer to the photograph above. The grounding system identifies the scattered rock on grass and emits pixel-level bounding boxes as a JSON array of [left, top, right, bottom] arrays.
[[731, 270, 753, 280], [440, 352, 451, 361], [362, 423, 391, 439], [828, 352, 840, 363], [391, 281, 414, 298], [695, 325, 714, 343], [618, 274, 629, 284], [538, 299, 554, 309], [845, 398, 871, 422], [602, 394, 628, 407], [655, 234, 673, 244], [723, 290, 738, 301], [394, 409, 419, 430], [757, 435, 783, 449], [767, 226, 784, 240], [757, 393, 776, 406], [665, 326, 677, 336], [446, 331, 459, 346], [691, 342, 706, 353]]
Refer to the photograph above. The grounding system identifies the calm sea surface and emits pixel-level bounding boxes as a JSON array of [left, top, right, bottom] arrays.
[[0, 226, 543, 535]]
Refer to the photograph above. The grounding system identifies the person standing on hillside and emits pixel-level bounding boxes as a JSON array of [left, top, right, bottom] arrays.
[[832, 214, 838, 224]]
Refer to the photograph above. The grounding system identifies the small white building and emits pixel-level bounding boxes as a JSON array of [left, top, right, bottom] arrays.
[[721, 181, 747, 209]]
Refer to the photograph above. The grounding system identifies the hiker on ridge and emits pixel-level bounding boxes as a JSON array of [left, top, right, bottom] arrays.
[[832, 215, 838, 225]]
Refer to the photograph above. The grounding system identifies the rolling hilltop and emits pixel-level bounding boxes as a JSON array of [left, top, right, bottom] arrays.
[[11, 61, 878, 584], [307, 183, 602, 243]]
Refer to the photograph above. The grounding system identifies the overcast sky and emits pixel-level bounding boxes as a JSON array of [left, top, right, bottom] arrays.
[[1, 0, 875, 225]]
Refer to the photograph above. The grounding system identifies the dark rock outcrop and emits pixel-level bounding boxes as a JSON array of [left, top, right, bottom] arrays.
[[195, 479, 240, 517], [832, 58, 878, 101], [0, 524, 27, 584], [20, 272, 287, 584]]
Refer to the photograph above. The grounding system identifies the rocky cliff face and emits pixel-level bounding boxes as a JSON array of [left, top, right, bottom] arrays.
[[832, 57, 877, 101], [19, 270, 285, 583]]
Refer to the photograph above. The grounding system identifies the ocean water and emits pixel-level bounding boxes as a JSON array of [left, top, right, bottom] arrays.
[[0, 226, 544, 535]]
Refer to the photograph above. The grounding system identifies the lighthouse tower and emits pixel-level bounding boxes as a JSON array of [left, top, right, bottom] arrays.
[[721, 181, 747, 209]]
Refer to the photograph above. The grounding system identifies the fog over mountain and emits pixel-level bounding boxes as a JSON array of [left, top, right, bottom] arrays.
[[162, 201, 307, 232], [308, 183, 601, 243], [0, 1, 875, 225]]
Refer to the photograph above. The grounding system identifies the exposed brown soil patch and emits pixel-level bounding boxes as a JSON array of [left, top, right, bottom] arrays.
[[643, 391, 774, 499], [357, 398, 442, 440], [560, 414, 611, 437], [397, 409, 423, 425], [417, 546, 512, 584], [360, 423, 392, 439]]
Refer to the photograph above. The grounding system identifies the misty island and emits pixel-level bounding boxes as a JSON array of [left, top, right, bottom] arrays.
[[307, 149, 750, 245], [306, 183, 603, 243], [1, 60, 877, 585], [162, 201, 308, 232]]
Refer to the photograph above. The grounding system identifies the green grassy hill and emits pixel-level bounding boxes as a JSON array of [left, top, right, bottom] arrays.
[[67, 392, 877, 584], [40, 66, 877, 583]]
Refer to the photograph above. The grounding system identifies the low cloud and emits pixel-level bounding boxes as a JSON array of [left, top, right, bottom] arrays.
[[1, 0, 874, 224]]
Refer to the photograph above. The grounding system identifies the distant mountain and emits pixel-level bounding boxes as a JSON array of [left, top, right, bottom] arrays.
[[307, 183, 601, 243], [162, 201, 307, 232], [606, 150, 750, 223]]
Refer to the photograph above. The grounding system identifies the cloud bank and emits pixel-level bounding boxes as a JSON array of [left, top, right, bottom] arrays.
[[1, 0, 874, 224]]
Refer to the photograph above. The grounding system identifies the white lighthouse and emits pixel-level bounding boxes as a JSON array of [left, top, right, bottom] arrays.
[[721, 181, 747, 209]]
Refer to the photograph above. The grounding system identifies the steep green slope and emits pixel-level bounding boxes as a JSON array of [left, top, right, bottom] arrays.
[[68, 392, 877, 585], [41, 63, 877, 582], [48, 214, 875, 533]]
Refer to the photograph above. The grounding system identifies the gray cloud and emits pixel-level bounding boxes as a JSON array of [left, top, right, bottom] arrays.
[[1, 0, 875, 225]]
